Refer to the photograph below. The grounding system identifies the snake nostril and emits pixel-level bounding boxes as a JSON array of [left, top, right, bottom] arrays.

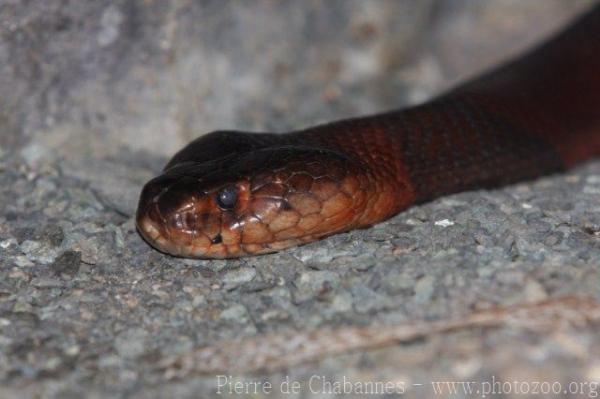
[[139, 201, 163, 227], [136, 206, 163, 244], [211, 234, 222, 244]]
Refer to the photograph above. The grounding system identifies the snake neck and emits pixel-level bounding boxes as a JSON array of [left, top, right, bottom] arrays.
[[296, 5, 600, 206]]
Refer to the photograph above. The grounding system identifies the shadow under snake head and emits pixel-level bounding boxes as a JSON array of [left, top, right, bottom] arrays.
[[136, 145, 377, 258]]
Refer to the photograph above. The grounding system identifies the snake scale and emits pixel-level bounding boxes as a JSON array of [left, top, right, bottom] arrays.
[[137, 6, 600, 259]]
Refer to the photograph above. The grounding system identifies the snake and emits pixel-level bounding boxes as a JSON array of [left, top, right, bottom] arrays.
[[136, 6, 600, 259]]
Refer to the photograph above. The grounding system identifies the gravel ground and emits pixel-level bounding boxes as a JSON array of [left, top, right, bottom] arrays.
[[1, 1, 599, 398]]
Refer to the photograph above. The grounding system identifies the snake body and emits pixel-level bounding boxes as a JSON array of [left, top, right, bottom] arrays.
[[137, 7, 600, 259]]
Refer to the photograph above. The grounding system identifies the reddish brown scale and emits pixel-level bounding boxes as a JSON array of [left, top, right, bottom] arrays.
[[136, 7, 600, 258]]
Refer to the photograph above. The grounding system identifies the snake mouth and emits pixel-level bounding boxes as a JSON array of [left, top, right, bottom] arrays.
[[136, 202, 240, 259], [136, 212, 213, 258], [135, 206, 316, 258]]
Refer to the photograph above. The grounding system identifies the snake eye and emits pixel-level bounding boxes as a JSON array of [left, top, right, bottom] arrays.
[[216, 186, 238, 210]]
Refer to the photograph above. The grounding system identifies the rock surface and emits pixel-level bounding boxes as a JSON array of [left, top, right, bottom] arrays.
[[1, 1, 599, 398]]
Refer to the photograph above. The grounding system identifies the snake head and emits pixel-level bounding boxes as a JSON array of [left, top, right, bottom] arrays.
[[136, 146, 374, 258]]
